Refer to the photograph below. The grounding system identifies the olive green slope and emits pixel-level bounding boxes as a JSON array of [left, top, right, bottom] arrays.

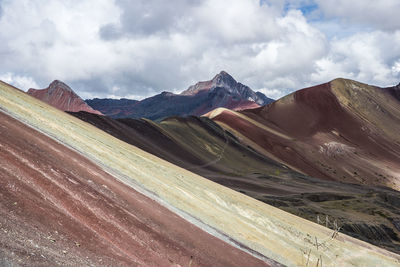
[[1, 81, 400, 266]]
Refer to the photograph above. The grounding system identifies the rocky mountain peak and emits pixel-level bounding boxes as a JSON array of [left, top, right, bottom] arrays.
[[180, 71, 273, 106], [211, 71, 237, 88], [48, 80, 74, 93], [183, 71, 239, 94]]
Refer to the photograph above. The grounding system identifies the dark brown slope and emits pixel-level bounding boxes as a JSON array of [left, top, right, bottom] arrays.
[[0, 111, 269, 266], [70, 111, 400, 254], [70, 111, 289, 193], [209, 79, 400, 191], [28, 80, 102, 115], [81, 98, 138, 117]]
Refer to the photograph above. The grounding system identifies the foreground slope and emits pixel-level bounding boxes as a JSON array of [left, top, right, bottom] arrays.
[[71, 111, 400, 254], [86, 71, 273, 120], [207, 79, 400, 191], [0, 98, 268, 266], [28, 80, 102, 115], [1, 81, 399, 266]]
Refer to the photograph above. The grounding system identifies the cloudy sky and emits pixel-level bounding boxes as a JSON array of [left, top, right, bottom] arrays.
[[0, 0, 399, 100]]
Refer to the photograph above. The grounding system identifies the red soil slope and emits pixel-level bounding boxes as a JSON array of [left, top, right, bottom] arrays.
[[0, 111, 268, 266], [28, 80, 102, 115], [208, 79, 400, 191]]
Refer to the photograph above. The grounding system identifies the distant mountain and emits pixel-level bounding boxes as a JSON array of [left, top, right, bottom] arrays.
[[86, 71, 274, 120], [206, 78, 400, 191], [85, 98, 138, 117], [181, 71, 270, 105], [27, 80, 102, 115]]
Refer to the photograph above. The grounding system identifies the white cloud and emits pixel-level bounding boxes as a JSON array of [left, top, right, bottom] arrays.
[[311, 31, 400, 86], [0, 0, 121, 85], [315, 0, 400, 31], [392, 60, 400, 76], [259, 87, 285, 99], [0, 72, 39, 90], [0, 0, 399, 101]]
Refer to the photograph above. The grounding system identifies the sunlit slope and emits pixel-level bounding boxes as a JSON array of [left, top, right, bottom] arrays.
[[208, 79, 400, 191], [1, 81, 399, 266]]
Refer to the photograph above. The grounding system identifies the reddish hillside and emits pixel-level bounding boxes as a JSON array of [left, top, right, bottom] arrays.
[[207, 79, 400, 191], [28, 80, 102, 115]]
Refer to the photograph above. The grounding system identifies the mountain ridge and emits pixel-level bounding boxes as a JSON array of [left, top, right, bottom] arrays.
[[86, 71, 274, 119]]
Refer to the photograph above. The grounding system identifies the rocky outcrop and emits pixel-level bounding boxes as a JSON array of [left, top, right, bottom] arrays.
[[28, 80, 102, 115]]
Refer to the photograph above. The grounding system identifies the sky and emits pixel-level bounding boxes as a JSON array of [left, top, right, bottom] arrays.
[[0, 0, 399, 100]]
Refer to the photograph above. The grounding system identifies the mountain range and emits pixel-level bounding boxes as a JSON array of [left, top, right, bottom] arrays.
[[86, 71, 274, 120], [1, 74, 400, 266]]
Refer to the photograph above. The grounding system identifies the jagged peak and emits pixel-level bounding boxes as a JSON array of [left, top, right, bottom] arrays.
[[214, 70, 231, 78], [211, 70, 237, 85], [182, 71, 238, 96], [48, 80, 74, 93], [179, 71, 272, 105]]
